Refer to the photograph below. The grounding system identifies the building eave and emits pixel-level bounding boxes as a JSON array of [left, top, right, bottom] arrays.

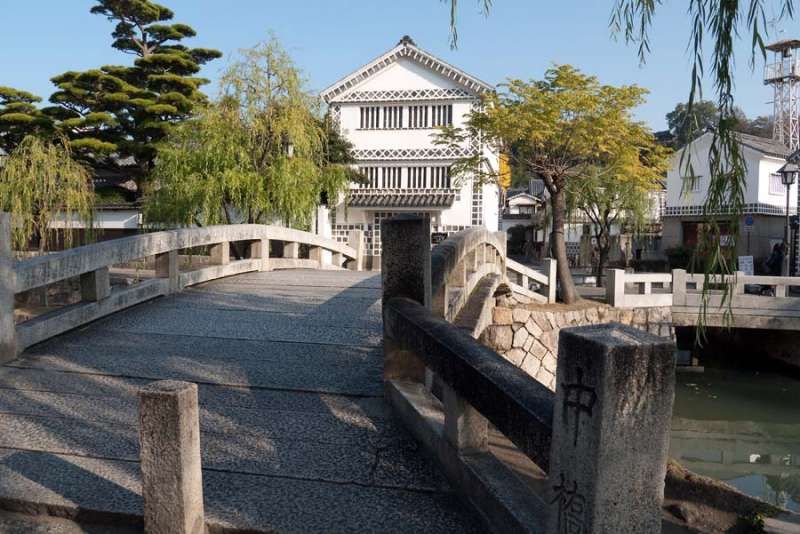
[[321, 37, 494, 103]]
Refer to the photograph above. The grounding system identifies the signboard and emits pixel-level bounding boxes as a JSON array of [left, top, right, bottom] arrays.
[[431, 232, 448, 245], [738, 255, 754, 276], [744, 215, 754, 233]]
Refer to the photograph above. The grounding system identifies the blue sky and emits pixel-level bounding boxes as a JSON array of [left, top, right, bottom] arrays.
[[1, 0, 791, 130]]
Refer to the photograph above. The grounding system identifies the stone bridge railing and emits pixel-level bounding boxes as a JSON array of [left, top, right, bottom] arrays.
[[381, 216, 676, 533], [607, 268, 800, 329], [0, 213, 364, 362]]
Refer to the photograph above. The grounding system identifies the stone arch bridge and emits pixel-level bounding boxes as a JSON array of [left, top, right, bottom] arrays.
[[0, 214, 718, 532]]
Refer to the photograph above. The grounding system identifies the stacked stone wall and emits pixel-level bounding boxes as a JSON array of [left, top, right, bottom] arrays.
[[480, 296, 674, 390]]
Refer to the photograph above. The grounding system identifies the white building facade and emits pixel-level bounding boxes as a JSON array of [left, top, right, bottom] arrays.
[[663, 132, 796, 262], [321, 36, 499, 269]]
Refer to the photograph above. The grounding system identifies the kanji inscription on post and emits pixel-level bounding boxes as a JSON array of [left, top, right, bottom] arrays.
[[550, 473, 587, 534], [561, 367, 597, 446]]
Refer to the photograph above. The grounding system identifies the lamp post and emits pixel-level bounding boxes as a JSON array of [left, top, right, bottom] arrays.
[[778, 162, 799, 276]]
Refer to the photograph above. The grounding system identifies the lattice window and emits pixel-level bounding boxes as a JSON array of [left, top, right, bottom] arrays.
[[431, 104, 453, 127], [381, 167, 402, 188], [358, 166, 380, 188], [408, 105, 429, 128], [382, 106, 404, 129], [681, 174, 702, 194], [408, 166, 428, 188], [360, 106, 381, 129], [770, 173, 786, 195], [430, 166, 451, 188], [472, 182, 483, 226]]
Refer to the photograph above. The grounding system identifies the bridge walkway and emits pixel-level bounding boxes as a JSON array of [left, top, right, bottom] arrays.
[[0, 269, 484, 532]]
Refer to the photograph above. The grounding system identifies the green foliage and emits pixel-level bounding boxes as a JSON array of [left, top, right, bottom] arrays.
[[567, 129, 669, 281], [0, 87, 53, 153], [438, 64, 650, 303], [0, 136, 94, 251], [665, 100, 719, 148], [145, 37, 354, 229], [610, 0, 797, 334], [46, 0, 221, 175], [664, 100, 776, 148]]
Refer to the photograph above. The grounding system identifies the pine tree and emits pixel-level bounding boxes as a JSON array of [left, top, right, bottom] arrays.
[[46, 0, 221, 179], [0, 87, 53, 153]]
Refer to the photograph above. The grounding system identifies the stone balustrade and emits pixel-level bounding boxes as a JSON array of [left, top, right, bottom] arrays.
[[0, 214, 363, 362], [506, 257, 557, 304], [382, 216, 676, 533], [607, 268, 800, 329]]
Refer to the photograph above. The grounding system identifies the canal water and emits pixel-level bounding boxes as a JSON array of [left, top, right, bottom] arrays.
[[670, 367, 800, 512]]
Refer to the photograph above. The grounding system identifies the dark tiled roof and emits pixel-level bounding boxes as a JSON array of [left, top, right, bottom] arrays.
[[348, 191, 456, 208], [735, 132, 791, 158]]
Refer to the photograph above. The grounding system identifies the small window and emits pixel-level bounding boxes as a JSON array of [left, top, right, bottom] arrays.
[[382, 106, 403, 129], [770, 173, 787, 195], [681, 174, 701, 194], [381, 167, 401, 188], [408, 105, 430, 128], [431, 105, 453, 127], [359, 107, 381, 129], [431, 166, 451, 188], [358, 166, 380, 188], [408, 166, 427, 188]]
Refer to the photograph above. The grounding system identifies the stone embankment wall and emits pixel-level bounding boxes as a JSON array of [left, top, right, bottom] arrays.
[[480, 292, 674, 390]]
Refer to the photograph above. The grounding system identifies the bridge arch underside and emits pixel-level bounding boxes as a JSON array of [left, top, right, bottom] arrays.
[[0, 269, 484, 532]]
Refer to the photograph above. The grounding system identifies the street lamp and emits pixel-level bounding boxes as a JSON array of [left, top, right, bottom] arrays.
[[778, 161, 799, 276]]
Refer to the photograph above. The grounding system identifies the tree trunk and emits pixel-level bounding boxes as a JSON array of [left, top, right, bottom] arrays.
[[596, 246, 609, 288], [594, 228, 610, 288], [550, 189, 579, 303]]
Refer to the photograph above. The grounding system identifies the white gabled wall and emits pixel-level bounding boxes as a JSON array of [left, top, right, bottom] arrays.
[[666, 132, 797, 211]]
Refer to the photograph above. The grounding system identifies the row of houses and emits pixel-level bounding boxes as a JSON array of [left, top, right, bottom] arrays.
[[499, 131, 797, 271], [10, 35, 796, 276]]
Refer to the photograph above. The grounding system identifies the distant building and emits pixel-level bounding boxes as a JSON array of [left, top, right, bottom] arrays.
[[662, 131, 797, 262], [499, 179, 545, 233], [320, 36, 500, 269]]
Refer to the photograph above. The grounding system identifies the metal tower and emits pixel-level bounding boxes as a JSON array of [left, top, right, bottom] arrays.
[[765, 39, 800, 151]]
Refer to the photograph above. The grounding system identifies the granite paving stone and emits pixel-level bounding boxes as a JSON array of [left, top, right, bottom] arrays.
[[0, 270, 484, 532]]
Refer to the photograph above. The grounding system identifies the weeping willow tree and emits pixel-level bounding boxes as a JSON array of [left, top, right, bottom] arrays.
[[145, 36, 355, 230], [0, 135, 94, 252]]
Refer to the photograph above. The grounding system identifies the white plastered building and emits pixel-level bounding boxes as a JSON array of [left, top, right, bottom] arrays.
[[320, 36, 500, 269]]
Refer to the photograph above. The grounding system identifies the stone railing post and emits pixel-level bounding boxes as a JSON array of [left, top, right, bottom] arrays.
[[733, 270, 745, 295], [605, 268, 625, 307], [156, 250, 180, 293], [80, 267, 111, 302], [548, 324, 675, 534], [381, 215, 430, 383], [443, 383, 489, 454], [347, 230, 364, 272], [138, 380, 205, 534], [544, 258, 557, 303], [671, 269, 686, 306], [210, 242, 230, 265], [283, 241, 299, 260], [309, 245, 323, 268], [0, 213, 16, 363], [249, 239, 271, 272]]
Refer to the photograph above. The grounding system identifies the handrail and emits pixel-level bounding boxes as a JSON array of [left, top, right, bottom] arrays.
[[429, 227, 506, 321], [0, 216, 365, 360], [14, 224, 358, 293], [506, 257, 557, 303], [381, 216, 676, 532], [385, 296, 555, 468]]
